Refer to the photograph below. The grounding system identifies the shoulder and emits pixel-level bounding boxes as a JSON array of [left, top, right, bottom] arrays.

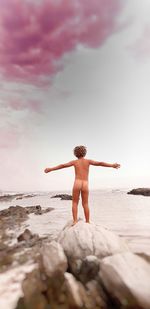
[[69, 160, 76, 166], [84, 158, 91, 164]]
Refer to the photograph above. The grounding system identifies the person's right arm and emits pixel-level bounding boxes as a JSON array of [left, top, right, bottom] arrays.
[[89, 160, 120, 169], [44, 161, 74, 173]]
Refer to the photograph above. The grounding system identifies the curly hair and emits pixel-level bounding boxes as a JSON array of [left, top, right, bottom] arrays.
[[73, 145, 87, 158]]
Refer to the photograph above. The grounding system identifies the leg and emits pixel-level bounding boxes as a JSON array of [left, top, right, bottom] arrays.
[[81, 181, 90, 223], [72, 180, 81, 225]]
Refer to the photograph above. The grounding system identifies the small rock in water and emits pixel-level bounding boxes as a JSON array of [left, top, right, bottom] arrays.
[[128, 188, 150, 196], [51, 193, 72, 200]]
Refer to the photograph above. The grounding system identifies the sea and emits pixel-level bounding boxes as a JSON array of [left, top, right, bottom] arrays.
[[0, 189, 150, 254]]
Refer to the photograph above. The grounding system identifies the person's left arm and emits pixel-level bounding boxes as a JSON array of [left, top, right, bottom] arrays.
[[44, 161, 74, 173]]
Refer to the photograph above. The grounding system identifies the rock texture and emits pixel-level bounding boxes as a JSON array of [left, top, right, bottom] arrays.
[[78, 255, 100, 284], [100, 252, 150, 309], [41, 241, 68, 277], [128, 188, 150, 196], [17, 229, 39, 242], [58, 220, 128, 274]]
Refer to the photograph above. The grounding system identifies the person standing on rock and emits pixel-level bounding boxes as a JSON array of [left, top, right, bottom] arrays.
[[44, 145, 120, 225]]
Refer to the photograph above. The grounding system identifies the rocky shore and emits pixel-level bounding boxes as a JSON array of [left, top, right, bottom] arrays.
[[0, 205, 150, 309], [0, 193, 37, 202]]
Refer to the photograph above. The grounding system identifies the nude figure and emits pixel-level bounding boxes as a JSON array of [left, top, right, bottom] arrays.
[[44, 145, 120, 225]]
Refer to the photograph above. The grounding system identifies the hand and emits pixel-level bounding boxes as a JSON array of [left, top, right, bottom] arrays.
[[113, 163, 120, 169], [44, 168, 51, 173]]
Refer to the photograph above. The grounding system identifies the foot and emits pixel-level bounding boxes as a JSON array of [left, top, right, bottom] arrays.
[[86, 220, 90, 224], [71, 220, 78, 226]]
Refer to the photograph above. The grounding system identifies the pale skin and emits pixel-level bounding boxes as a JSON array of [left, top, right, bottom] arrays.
[[44, 158, 120, 225]]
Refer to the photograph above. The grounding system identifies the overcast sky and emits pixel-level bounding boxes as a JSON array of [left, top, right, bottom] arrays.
[[0, 0, 150, 192]]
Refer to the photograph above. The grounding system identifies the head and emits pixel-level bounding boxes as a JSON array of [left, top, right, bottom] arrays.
[[73, 145, 87, 159]]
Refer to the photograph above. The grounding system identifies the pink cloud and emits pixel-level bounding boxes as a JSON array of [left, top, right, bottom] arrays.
[[8, 98, 42, 112], [0, 125, 21, 148], [0, 0, 123, 86], [131, 25, 150, 58]]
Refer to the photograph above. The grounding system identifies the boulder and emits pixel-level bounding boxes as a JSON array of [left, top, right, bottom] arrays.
[[41, 241, 68, 277], [58, 220, 128, 274], [128, 188, 150, 196], [99, 252, 150, 309]]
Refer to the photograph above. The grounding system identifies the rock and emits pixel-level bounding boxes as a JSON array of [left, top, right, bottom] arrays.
[[25, 205, 54, 215], [17, 229, 39, 242], [16, 268, 48, 309], [0, 205, 28, 219], [16, 194, 36, 200], [64, 272, 83, 308], [0, 205, 54, 220], [78, 255, 100, 283], [64, 273, 108, 309], [51, 194, 72, 200], [128, 188, 150, 196], [99, 252, 150, 309], [86, 280, 109, 309], [26, 205, 42, 215], [41, 241, 68, 277], [58, 220, 128, 274]]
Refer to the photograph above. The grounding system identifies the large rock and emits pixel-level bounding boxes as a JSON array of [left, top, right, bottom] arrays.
[[99, 252, 150, 309], [128, 188, 150, 196], [58, 220, 128, 273], [41, 241, 68, 277]]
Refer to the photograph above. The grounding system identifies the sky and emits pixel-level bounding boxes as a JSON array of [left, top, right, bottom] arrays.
[[0, 0, 150, 192]]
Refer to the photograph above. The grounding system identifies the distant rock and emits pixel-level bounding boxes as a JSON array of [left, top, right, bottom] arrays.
[[16, 194, 37, 200], [0, 193, 24, 202], [128, 188, 150, 196], [51, 193, 72, 200], [100, 252, 150, 309]]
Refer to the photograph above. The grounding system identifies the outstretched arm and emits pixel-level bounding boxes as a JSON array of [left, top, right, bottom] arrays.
[[44, 161, 74, 173], [89, 160, 120, 169]]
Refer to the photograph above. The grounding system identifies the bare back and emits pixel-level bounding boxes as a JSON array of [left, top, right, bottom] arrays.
[[73, 158, 90, 181]]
